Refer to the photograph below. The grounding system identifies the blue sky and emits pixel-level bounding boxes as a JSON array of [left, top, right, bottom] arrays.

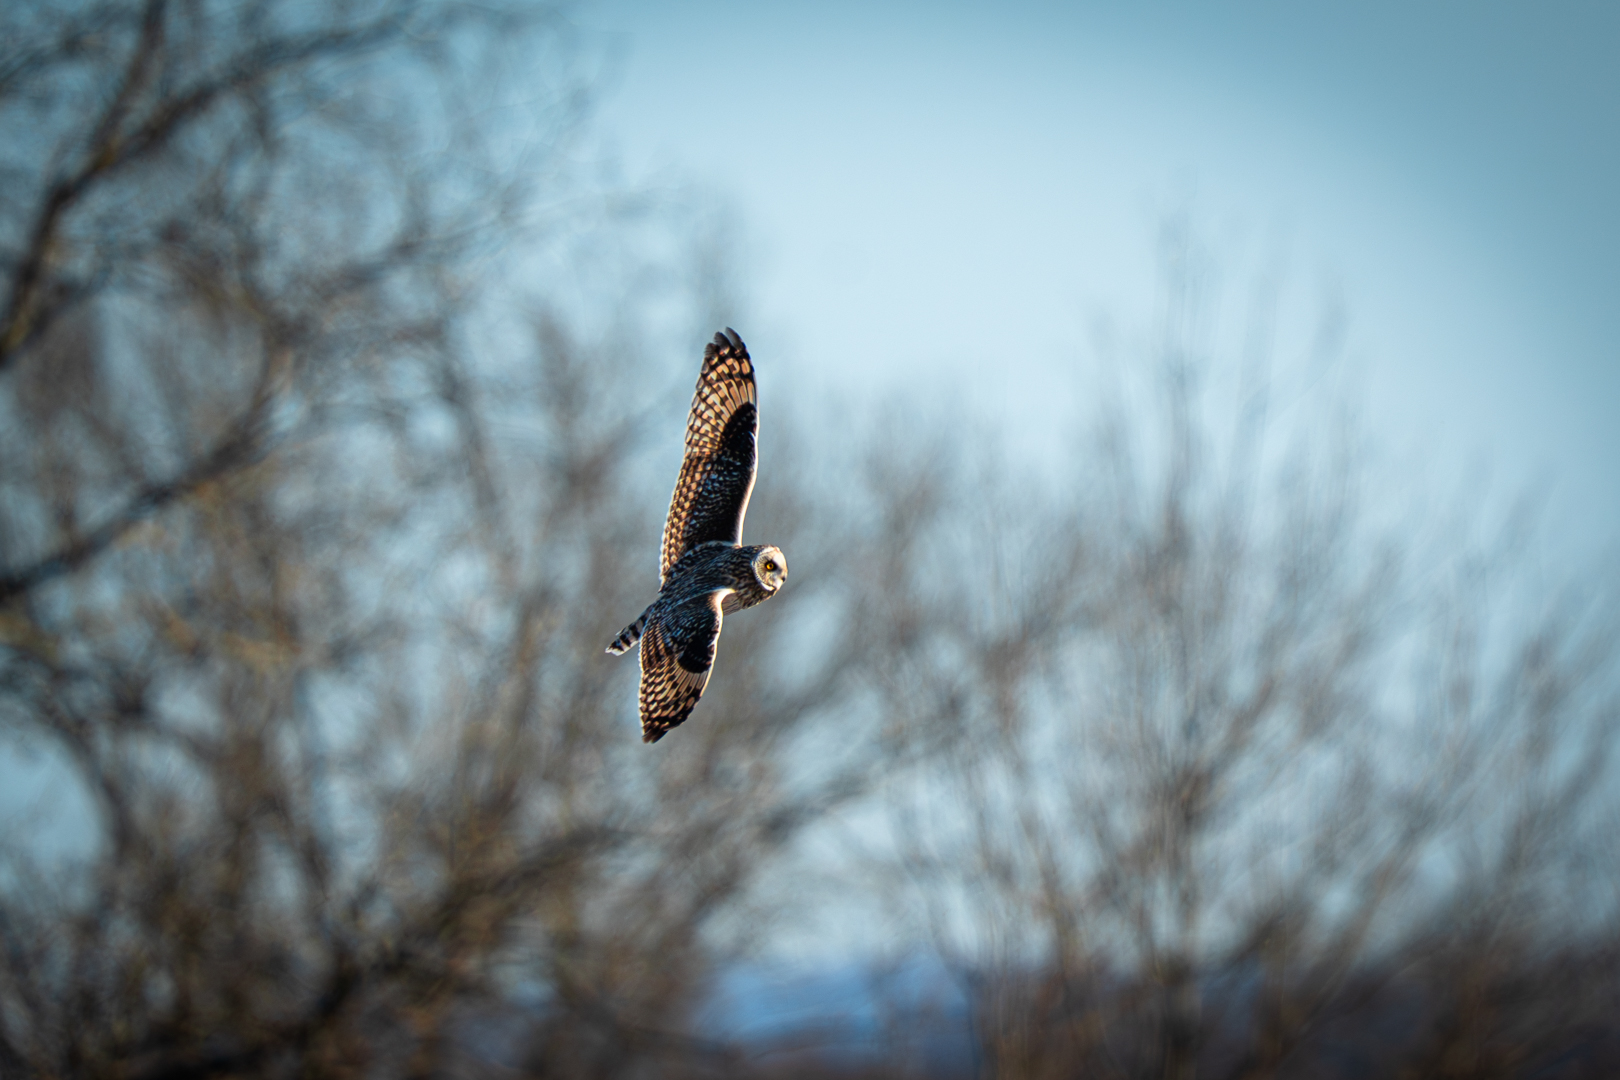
[[583, 0, 1619, 556]]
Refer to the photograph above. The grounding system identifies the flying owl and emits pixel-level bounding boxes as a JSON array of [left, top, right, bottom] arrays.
[[605, 328, 788, 743]]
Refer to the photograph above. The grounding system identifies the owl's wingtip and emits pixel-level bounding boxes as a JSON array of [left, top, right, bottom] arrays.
[[715, 327, 745, 351]]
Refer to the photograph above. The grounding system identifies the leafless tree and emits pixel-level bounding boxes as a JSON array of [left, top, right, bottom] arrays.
[[6, 6, 1617, 1078], [882, 220, 1620, 1080], [0, 3, 949, 1076]]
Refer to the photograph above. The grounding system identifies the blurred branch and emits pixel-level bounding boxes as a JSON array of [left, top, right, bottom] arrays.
[[0, 0, 467, 371], [0, 395, 267, 604]]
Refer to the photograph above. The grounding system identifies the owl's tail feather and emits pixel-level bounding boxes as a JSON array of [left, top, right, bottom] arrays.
[[606, 606, 651, 655]]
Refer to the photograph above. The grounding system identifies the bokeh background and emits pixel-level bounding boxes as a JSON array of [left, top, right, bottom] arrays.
[[1, 2, 1617, 1077], [590, 0, 1620, 559]]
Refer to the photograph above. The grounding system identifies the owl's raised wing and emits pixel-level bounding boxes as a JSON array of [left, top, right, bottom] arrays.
[[638, 591, 725, 743], [659, 329, 757, 585]]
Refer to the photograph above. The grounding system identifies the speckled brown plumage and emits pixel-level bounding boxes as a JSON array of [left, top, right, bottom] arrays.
[[605, 329, 788, 743], [637, 590, 719, 743], [659, 329, 758, 584]]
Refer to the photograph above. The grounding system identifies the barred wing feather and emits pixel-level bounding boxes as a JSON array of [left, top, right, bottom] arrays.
[[659, 329, 758, 584]]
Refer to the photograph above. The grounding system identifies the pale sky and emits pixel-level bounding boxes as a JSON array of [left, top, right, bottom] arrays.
[[583, 0, 1619, 557], [4, 0, 1615, 972]]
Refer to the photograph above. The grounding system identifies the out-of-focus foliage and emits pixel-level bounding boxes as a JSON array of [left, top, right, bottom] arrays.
[[2, 3, 1618, 1079]]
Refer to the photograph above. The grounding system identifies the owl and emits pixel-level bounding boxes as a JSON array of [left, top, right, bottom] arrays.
[[605, 329, 788, 742]]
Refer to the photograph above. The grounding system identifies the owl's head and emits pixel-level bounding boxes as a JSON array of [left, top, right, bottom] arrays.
[[753, 546, 788, 592]]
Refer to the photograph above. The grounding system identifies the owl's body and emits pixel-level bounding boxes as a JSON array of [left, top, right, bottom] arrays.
[[606, 330, 787, 743]]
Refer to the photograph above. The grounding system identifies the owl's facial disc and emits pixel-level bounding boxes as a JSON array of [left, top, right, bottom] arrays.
[[754, 546, 788, 591]]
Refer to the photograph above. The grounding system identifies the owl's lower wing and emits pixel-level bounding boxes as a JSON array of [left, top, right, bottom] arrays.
[[638, 592, 725, 743], [659, 330, 758, 584]]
